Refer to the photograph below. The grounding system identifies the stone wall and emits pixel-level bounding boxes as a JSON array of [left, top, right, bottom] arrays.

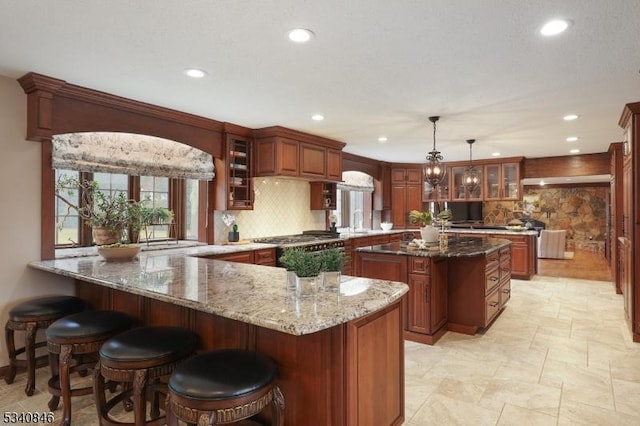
[[483, 185, 609, 252]]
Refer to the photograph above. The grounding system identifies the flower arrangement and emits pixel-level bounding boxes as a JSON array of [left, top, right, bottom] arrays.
[[408, 210, 433, 227]]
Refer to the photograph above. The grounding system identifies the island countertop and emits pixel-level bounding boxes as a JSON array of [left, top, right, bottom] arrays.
[[355, 236, 511, 257], [28, 250, 408, 336]]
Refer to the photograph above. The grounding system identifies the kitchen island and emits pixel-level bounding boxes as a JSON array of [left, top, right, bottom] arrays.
[[355, 236, 512, 344], [29, 249, 409, 426]]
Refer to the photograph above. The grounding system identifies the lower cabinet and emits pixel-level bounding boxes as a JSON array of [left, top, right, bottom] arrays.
[[205, 248, 276, 266], [354, 251, 448, 344], [448, 250, 509, 334]]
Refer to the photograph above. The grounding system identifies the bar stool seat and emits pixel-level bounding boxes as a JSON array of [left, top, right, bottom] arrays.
[[4, 295, 86, 396], [46, 310, 134, 426], [167, 349, 285, 425], [93, 326, 200, 426]]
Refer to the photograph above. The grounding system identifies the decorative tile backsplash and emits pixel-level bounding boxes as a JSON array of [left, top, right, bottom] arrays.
[[214, 177, 325, 243]]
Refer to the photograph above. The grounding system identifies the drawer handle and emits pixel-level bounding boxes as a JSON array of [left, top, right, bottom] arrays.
[[490, 276, 499, 282], [489, 301, 499, 307], [502, 288, 511, 294]]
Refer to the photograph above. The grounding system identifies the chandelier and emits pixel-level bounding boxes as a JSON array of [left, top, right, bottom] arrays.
[[462, 139, 480, 193], [423, 116, 446, 187]]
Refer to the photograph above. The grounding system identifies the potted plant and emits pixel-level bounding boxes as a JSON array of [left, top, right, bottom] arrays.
[[320, 248, 345, 291], [279, 247, 323, 297], [409, 209, 438, 243], [55, 176, 140, 246]]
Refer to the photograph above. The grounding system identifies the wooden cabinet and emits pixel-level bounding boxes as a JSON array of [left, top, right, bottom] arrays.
[[310, 182, 337, 210], [422, 169, 450, 202], [254, 126, 345, 181], [609, 143, 624, 294], [391, 166, 424, 228], [447, 249, 509, 335], [450, 231, 536, 280], [215, 134, 253, 210], [374, 165, 392, 211], [484, 162, 521, 200], [450, 165, 483, 201], [353, 249, 448, 345], [204, 248, 277, 266]]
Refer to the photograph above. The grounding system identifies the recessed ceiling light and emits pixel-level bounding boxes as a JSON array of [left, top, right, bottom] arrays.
[[540, 19, 570, 36], [570, 148, 580, 154], [288, 28, 314, 43], [184, 68, 207, 78], [378, 136, 388, 143], [311, 114, 324, 121], [566, 136, 578, 142], [563, 114, 579, 121], [491, 152, 501, 157]]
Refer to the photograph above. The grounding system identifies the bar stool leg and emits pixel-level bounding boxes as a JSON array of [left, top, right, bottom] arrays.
[[4, 322, 17, 385], [23, 322, 38, 396], [132, 370, 148, 426], [59, 345, 73, 426], [47, 351, 60, 411], [272, 386, 285, 426]]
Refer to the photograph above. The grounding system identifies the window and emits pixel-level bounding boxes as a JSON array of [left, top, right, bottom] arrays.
[[55, 169, 80, 246], [333, 189, 372, 230], [53, 171, 196, 248]]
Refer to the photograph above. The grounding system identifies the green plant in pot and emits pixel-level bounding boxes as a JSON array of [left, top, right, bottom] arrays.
[[55, 176, 140, 245], [320, 248, 345, 291], [279, 247, 323, 297]]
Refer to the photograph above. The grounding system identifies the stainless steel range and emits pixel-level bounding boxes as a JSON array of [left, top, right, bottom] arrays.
[[253, 230, 345, 266]]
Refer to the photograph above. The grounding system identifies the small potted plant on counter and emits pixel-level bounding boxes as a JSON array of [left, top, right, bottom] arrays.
[[320, 248, 345, 291], [279, 247, 323, 297], [409, 210, 438, 243]]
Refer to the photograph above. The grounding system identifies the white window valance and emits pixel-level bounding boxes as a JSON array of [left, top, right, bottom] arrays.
[[52, 132, 215, 180], [338, 171, 374, 192]]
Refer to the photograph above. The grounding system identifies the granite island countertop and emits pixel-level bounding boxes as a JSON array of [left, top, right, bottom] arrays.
[[28, 249, 408, 336], [355, 236, 511, 257]]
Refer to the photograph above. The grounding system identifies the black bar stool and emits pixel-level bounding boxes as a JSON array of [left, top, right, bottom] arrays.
[[93, 326, 200, 426], [4, 295, 86, 396], [166, 349, 285, 425], [46, 310, 134, 426]]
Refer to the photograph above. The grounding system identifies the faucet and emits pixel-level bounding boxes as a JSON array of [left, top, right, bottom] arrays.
[[352, 209, 363, 232]]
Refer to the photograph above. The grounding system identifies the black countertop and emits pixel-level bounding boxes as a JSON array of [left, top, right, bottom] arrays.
[[355, 236, 511, 258]]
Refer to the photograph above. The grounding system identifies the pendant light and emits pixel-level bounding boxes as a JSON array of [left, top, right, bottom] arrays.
[[424, 116, 446, 187], [462, 139, 480, 193]]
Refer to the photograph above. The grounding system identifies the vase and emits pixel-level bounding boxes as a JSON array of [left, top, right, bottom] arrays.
[[228, 231, 240, 242], [97, 245, 140, 262], [295, 274, 320, 298], [93, 227, 122, 246], [420, 225, 439, 243], [322, 271, 341, 291]]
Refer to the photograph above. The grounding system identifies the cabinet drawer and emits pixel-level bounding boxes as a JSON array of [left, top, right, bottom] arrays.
[[485, 288, 501, 325], [486, 251, 499, 271], [254, 248, 276, 266], [485, 266, 500, 294], [409, 257, 429, 274], [500, 280, 511, 306], [213, 251, 254, 264], [370, 235, 390, 245], [500, 258, 511, 283]]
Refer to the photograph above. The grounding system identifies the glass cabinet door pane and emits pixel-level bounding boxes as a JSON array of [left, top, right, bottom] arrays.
[[484, 164, 500, 199], [502, 163, 519, 199], [451, 166, 467, 200], [466, 167, 483, 200]]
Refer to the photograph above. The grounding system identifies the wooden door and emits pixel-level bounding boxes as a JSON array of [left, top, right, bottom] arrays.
[[406, 274, 429, 334], [391, 184, 408, 228]]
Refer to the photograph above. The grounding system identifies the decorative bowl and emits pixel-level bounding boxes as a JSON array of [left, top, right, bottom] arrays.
[[97, 245, 141, 261], [505, 225, 524, 232], [380, 222, 393, 231]]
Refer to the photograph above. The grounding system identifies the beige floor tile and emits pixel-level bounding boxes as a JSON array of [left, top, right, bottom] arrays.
[[497, 403, 557, 426], [558, 398, 640, 426], [404, 374, 443, 420], [432, 376, 491, 405], [610, 354, 640, 383], [612, 378, 640, 417], [410, 393, 501, 426], [478, 378, 561, 416]]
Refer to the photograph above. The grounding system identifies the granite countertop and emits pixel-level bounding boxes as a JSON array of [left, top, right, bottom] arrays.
[[355, 236, 511, 258], [28, 250, 408, 336], [444, 228, 538, 236]]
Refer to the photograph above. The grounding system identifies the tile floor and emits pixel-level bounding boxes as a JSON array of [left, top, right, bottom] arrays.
[[2, 276, 640, 425]]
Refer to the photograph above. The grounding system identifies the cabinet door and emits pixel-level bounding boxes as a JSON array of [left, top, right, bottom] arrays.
[[211, 251, 255, 264], [484, 164, 501, 200], [407, 274, 429, 334], [450, 166, 468, 201], [326, 148, 342, 181], [502, 163, 520, 200], [254, 248, 276, 266], [406, 168, 422, 184], [406, 184, 423, 219], [391, 184, 408, 227], [279, 138, 300, 176], [300, 143, 326, 178], [391, 168, 408, 184]]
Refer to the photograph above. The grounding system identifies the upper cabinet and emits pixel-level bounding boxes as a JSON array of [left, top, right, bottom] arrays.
[[253, 126, 345, 181], [215, 133, 254, 210], [484, 162, 521, 201], [450, 165, 483, 201], [310, 182, 337, 210]]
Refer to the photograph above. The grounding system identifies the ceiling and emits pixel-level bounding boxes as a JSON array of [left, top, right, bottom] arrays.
[[1, 1, 638, 171]]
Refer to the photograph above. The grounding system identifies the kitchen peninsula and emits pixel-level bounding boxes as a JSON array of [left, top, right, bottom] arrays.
[[29, 247, 409, 426], [355, 236, 512, 344]]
